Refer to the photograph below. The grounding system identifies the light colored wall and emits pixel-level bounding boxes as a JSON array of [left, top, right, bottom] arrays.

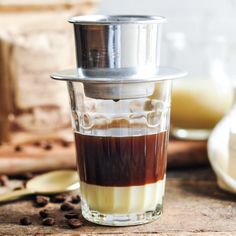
[[98, 0, 236, 79], [99, 0, 236, 36]]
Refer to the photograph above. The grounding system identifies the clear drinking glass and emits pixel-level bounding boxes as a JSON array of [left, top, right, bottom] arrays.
[[67, 80, 171, 226]]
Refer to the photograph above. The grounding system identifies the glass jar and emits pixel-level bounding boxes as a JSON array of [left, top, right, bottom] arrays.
[[163, 33, 234, 140]]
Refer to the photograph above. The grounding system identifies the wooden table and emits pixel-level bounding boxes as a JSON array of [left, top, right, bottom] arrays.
[[1, 167, 236, 236]]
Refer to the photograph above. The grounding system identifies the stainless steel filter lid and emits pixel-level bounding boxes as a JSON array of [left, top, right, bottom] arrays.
[[69, 15, 166, 78]]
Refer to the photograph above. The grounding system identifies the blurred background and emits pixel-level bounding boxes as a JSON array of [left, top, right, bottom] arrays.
[[100, 0, 236, 140], [100, 0, 236, 47], [0, 0, 236, 174], [100, 0, 236, 89], [1, 2, 236, 231]]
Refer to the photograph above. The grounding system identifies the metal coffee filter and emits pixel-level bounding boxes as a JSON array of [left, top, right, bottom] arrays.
[[51, 15, 186, 99]]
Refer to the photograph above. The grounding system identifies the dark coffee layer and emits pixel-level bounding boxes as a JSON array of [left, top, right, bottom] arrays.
[[75, 131, 168, 187]]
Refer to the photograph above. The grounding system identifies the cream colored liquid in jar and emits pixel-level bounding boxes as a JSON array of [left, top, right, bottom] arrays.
[[171, 78, 234, 131]]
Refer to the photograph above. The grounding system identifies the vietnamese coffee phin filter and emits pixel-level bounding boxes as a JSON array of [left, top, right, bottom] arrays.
[[51, 15, 186, 226]]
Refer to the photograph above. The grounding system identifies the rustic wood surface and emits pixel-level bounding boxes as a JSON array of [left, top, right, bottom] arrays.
[[1, 167, 236, 236], [0, 140, 76, 175]]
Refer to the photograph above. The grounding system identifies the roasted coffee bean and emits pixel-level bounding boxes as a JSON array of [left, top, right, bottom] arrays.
[[16, 172, 34, 180], [20, 216, 32, 225], [61, 140, 70, 147], [23, 172, 34, 180], [33, 141, 41, 147], [51, 194, 67, 203], [43, 143, 52, 151], [39, 209, 49, 218], [67, 219, 82, 228], [70, 195, 81, 204], [60, 202, 74, 211], [0, 175, 9, 187], [23, 181, 27, 188], [35, 196, 50, 207], [13, 186, 23, 191], [42, 217, 55, 226], [64, 212, 79, 219], [34, 233, 45, 236], [14, 145, 23, 152]]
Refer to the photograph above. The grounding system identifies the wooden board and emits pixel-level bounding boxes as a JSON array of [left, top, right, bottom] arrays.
[[0, 168, 236, 235], [167, 139, 208, 168], [0, 140, 76, 175], [0, 139, 208, 174]]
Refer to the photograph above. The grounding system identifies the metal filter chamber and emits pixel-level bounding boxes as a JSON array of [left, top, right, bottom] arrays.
[[51, 15, 186, 99]]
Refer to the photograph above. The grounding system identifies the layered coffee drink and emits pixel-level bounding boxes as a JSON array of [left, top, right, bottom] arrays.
[[51, 14, 184, 226], [75, 126, 168, 215], [63, 80, 173, 226], [68, 95, 171, 226]]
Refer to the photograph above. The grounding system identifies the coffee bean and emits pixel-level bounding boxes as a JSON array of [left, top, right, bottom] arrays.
[[13, 186, 23, 191], [42, 217, 55, 226], [20, 216, 32, 225], [70, 195, 81, 204], [33, 141, 41, 147], [64, 212, 79, 219], [61, 140, 70, 147], [16, 172, 34, 180], [23, 181, 27, 188], [67, 218, 82, 228], [43, 143, 52, 151], [14, 145, 23, 152], [51, 194, 67, 203], [60, 202, 74, 211], [39, 209, 49, 218], [35, 196, 50, 207], [0, 175, 9, 187], [34, 233, 45, 236]]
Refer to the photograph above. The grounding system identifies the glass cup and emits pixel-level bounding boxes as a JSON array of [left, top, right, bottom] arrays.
[[68, 80, 171, 226], [51, 15, 185, 226]]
